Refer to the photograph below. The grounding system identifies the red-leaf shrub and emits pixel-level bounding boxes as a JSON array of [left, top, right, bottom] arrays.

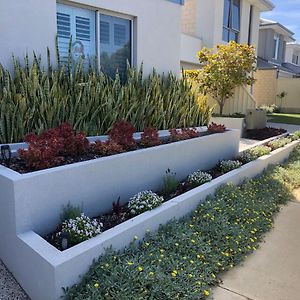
[[208, 123, 226, 133], [181, 128, 199, 138], [57, 123, 89, 156], [91, 140, 124, 156], [109, 120, 137, 150], [140, 127, 162, 147], [169, 128, 199, 142], [18, 123, 89, 171]]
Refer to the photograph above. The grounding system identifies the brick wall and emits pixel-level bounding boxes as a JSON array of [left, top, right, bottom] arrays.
[[253, 69, 278, 107], [181, 0, 197, 36]]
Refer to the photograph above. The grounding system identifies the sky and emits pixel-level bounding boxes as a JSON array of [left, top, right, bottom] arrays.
[[261, 0, 300, 42]]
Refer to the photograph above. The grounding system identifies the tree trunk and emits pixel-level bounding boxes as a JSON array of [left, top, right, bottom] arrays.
[[219, 103, 224, 116]]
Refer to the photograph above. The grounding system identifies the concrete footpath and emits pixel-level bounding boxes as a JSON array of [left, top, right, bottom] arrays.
[[212, 189, 300, 300]]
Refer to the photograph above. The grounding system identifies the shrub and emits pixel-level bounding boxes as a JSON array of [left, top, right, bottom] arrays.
[[187, 171, 212, 188], [60, 202, 82, 222], [181, 128, 200, 138], [220, 160, 242, 173], [128, 191, 164, 216], [239, 145, 271, 163], [91, 140, 124, 156], [260, 104, 279, 114], [109, 120, 137, 150], [292, 131, 300, 140], [161, 169, 179, 196], [0, 54, 211, 144], [140, 127, 162, 147], [18, 123, 89, 171], [57, 214, 103, 246], [268, 137, 292, 151], [169, 128, 198, 142], [208, 123, 226, 133]]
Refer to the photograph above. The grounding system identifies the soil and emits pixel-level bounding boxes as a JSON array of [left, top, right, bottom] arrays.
[[245, 127, 287, 141]]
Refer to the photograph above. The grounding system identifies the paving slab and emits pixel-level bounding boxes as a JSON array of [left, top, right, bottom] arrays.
[[211, 287, 249, 300], [239, 138, 259, 152], [213, 201, 300, 300]]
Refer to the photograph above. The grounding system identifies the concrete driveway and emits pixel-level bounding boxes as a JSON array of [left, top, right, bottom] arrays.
[[267, 122, 300, 134], [212, 190, 300, 300]]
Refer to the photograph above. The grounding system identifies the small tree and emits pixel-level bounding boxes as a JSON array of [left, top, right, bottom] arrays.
[[189, 41, 256, 116]]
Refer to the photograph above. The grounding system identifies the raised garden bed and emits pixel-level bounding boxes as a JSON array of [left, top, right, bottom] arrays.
[[1, 128, 299, 300], [0, 126, 239, 300]]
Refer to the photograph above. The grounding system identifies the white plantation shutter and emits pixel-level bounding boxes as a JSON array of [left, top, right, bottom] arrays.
[[56, 3, 96, 65], [99, 14, 131, 80]]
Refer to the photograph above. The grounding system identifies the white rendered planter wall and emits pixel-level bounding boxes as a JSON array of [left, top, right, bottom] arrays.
[[211, 117, 245, 137], [0, 130, 239, 300]]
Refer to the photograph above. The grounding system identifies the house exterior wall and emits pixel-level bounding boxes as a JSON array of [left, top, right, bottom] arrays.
[[0, 0, 182, 75], [253, 69, 278, 107], [285, 45, 300, 66], [181, 0, 262, 52]]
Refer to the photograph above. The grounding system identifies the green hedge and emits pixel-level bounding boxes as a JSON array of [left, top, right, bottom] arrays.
[[0, 54, 212, 143], [64, 146, 300, 300]]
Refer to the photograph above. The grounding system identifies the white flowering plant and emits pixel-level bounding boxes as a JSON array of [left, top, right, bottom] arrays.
[[128, 191, 164, 216], [187, 170, 212, 188], [220, 160, 242, 173], [57, 213, 103, 246]]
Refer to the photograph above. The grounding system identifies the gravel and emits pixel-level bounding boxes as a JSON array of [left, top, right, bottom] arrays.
[[0, 260, 29, 300]]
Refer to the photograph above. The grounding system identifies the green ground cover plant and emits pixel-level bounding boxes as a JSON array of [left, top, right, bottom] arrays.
[[64, 147, 300, 300]]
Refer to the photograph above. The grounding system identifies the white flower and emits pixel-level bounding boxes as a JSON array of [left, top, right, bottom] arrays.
[[187, 171, 212, 187], [128, 191, 164, 216]]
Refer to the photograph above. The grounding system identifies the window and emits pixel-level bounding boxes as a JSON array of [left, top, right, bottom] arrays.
[[99, 14, 131, 81], [272, 33, 280, 60], [56, 4, 96, 65], [223, 0, 240, 42], [248, 5, 253, 45], [292, 54, 299, 65], [56, 3, 132, 79]]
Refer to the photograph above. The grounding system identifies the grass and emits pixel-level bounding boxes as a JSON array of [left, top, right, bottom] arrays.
[[268, 113, 300, 125], [64, 146, 300, 300]]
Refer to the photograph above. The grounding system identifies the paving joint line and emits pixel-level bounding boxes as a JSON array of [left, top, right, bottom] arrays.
[[217, 285, 256, 300]]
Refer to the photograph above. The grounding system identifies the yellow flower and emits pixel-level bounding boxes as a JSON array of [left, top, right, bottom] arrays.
[[171, 270, 178, 277], [191, 239, 196, 244], [127, 261, 134, 266], [149, 272, 154, 276], [203, 290, 210, 297], [94, 283, 100, 288], [138, 266, 143, 272]]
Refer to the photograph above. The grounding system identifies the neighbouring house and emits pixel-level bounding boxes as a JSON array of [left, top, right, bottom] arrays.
[[180, 0, 274, 115], [284, 42, 300, 76], [0, 0, 184, 77], [254, 19, 300, 112]]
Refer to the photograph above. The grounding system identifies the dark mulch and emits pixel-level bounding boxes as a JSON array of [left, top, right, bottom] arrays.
[[245, 127, 287, 140]]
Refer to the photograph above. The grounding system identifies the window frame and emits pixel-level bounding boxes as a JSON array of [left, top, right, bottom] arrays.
[[222, 0, 241, 43], [56, 2, 135, 74], [272, 33, 280, 60]]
